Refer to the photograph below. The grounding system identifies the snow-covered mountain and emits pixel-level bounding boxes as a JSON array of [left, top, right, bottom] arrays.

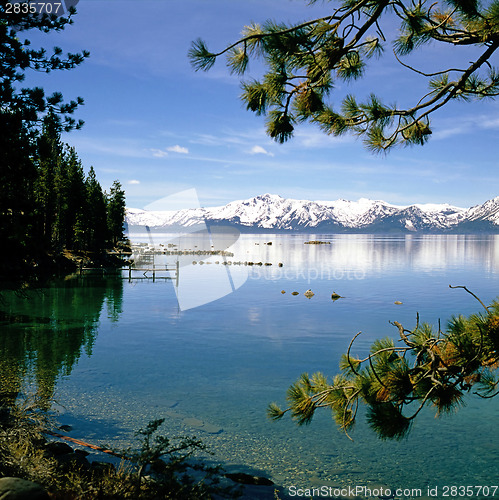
[[126, 193, 499, 233]]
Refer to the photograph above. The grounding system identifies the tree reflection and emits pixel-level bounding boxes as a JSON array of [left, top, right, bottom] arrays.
[[0, 275, 123, 409]]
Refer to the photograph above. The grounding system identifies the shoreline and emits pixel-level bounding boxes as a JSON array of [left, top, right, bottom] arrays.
[[0, 248, 128, 291], [0, 393, 282, 499]]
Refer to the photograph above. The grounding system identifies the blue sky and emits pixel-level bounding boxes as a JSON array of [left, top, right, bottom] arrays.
[[27, 0, 499, 209]]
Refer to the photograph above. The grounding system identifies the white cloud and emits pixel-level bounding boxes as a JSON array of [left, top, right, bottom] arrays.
[[150, 148, 168, 158], [481, 117, 499, 129], [129, 179, 141, 185], [167, 145, 189, 154], [433, 112, 499, 140], [293, 127, 354, 148], [150, 145, 190, 157], [250, 145, 274, 157]]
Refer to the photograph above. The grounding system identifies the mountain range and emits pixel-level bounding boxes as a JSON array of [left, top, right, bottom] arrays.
[[126, 194, 499, 233]]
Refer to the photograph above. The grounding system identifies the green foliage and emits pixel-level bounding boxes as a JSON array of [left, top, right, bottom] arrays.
[[107, 180, 127, 246], [0, 2, 124, 281], [266, 110, 295, 143], [241, 80, 268, 115], [84, 166, 109, 251], [190, 0, 499, 152], [227, 46, 249, 75], [125, 418, 208, 487], [30, 120, 126, 256], [188, 38, 216, 71], [0, 3, 89, 133], [267, 289, 499, 440]]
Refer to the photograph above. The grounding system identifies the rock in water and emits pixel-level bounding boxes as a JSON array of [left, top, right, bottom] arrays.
[[0, 478, 50, 500], [225, 472, 274, 486], [304, 289, 314, 298]]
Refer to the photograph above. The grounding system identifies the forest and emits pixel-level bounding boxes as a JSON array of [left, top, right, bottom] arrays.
[[1, 112, 126, 283], [0, 5, 126, 284]]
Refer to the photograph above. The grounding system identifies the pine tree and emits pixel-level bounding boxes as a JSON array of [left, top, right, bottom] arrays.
[[64, 148, 87, 250], [35, 114, 63, 250], [190, 0, 499, 152], [84, 167, 109, 251], [107, 180, 126, 247], [0, 2, 88, 276], [0, 112, 38, 273]]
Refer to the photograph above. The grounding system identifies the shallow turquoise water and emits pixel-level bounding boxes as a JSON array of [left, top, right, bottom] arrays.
[[1, 234, 498, 497]]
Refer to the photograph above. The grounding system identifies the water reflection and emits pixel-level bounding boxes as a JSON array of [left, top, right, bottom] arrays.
[[0, 276, 123, 408], [1, 235, 497, 491], [229, 234, 499, 274], [130, 233, 499, 275]]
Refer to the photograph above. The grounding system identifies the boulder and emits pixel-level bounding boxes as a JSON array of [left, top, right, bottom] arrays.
[[90, 461, 116, 476], [44, 441, 74, 456], [0, 477, 50, 500]]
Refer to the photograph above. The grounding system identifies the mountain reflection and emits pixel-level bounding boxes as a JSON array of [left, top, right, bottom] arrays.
[[0, 276, 123, 409], [231, 234, 499, 274]]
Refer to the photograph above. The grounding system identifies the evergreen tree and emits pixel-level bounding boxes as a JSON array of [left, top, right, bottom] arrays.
[[107, 180, 126, 247], [0, 111, 38, 271], [35, 114, 63, 250], [64, 148, 87, 250], [190, 0, 499, 151], [84, 167, 109, 251], [0, 1, 89, 275]]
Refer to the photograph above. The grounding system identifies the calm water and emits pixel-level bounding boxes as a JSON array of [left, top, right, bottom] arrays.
[[1, 234, 498, 498]]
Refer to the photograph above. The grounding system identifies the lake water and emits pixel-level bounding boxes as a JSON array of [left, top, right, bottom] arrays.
[[1, 234, 498, 499]]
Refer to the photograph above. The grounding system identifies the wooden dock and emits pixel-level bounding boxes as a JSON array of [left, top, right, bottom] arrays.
[[79, 261, 180, 286], [122, 261, 179, 286]]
